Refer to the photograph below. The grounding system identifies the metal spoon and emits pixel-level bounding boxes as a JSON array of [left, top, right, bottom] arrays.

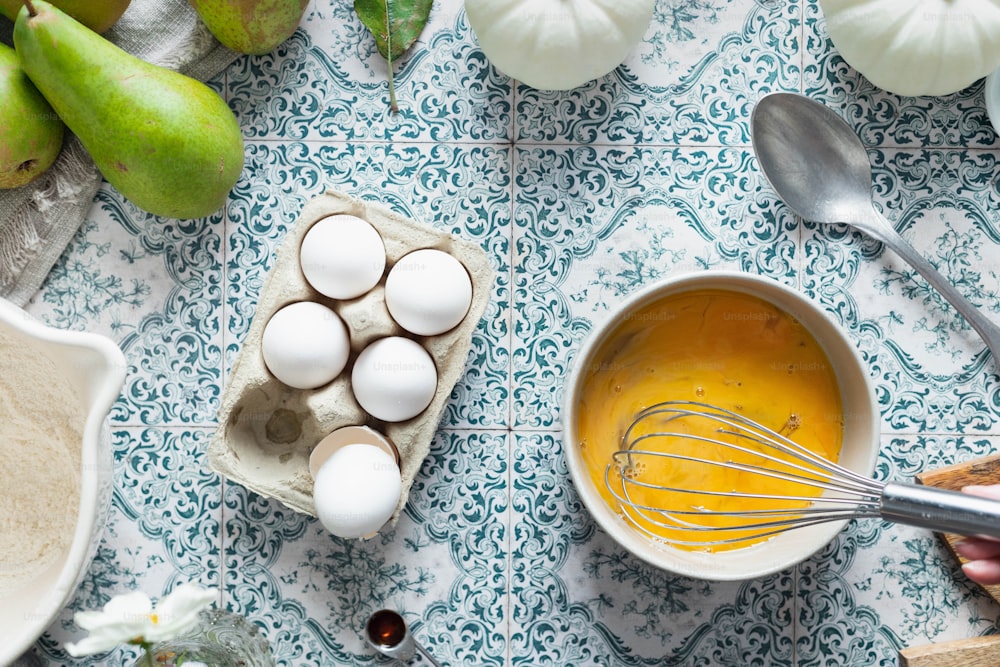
[[365, 609, 444, 666], [751, 92, 1000, 363]]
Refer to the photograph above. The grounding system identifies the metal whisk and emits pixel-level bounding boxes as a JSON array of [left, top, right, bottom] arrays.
[[607, 401, 1000, 547]]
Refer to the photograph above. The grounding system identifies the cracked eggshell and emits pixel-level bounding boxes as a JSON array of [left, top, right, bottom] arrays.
[[208, 190, 494, 525], [312, 443, 402, 539]]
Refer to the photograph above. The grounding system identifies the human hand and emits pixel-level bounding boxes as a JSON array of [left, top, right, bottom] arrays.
[[954, 485, 1000, 585]]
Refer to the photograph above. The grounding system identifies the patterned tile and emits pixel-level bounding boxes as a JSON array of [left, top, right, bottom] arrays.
[[224, 140, 513, 429], [25, 184, 225, 427], [227, 2, 513, 143], [800, 149, 1000, 432], [223, 430, 508, 666], [803, 0, 999, 149], [796, 435, 1000, 666], [41, 428, 222, 665], [512, 144, 795, 428], [515, 0, 801, 145], [15, 0, 1000, 664], [510, 431, 796, 666]]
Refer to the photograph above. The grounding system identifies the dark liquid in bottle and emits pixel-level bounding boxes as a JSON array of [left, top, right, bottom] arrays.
[[366, 609, 406, 647]]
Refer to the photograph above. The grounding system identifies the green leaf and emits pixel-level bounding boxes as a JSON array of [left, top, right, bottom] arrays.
[[354, 0, 433, 113], [354, 0, 433, 61]]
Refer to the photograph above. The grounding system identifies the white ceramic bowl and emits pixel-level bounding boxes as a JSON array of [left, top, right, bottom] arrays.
[[562, 271, 879, 581], [0, 297, 125, 664]]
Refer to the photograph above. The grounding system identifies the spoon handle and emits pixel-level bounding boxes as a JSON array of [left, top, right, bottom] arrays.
[[415, 642, 445, 667], [855, 208, 1000, 364]]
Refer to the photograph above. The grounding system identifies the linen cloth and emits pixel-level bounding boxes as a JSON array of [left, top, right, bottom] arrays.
[[0, 0, 239, 305]]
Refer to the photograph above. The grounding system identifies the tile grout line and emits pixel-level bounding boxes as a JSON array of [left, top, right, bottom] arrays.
[[506, 88, 517, 665], [505, 79, 521, 667], [113, 422, 1000, 438], [238, 136, 1000, 153]]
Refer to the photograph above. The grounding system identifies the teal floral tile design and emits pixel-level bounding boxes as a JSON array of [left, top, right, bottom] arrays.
[[223, 430, 508, 666], [28, 184, 225, 427], [228, 2, 512, 143], [512, 145, 794, 428], [39, 428, 221, 666], [796, 435, 1000, 667], [803, 0, 999, 149], [510, 432, 796, 666], [225, 141, 512, 428], [799, 149, 1000, 432], [16, 0, 1000, 664], [515, 0, 801, 145]]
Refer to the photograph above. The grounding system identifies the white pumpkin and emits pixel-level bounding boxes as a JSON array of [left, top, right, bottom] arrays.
[[464, 0, 655, 91], [819, 0, 1000, 96]]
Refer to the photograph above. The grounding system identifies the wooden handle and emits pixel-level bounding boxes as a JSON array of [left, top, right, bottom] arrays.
[[899, 455, 1000, 666], [914, 453, 1000, 605], [900, 635, 1000, 667], [915, 454, 1000, 490]]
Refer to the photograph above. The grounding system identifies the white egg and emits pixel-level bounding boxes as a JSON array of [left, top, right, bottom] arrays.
[[351, 337, 437, 422], [312, 443, 401, 539], [261, 301, 350, 389], [300, 214, 387, 300], [384, 249, 473, 336]]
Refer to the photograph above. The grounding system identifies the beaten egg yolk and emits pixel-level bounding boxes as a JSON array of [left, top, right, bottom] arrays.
[[575, 289, 843, 552]]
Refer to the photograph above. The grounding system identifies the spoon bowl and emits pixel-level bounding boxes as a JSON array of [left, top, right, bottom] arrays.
[[751, 93, 873, 223], [751, 92, 1000, 364]]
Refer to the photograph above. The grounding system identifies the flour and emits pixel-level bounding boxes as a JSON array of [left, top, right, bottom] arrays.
[[0, 326, 85, 596]]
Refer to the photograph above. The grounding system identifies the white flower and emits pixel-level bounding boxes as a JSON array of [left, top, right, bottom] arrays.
[[66, 583, 218, 657]]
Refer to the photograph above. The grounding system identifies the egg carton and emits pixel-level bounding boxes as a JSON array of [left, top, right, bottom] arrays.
[[208, 190, 494, 526]]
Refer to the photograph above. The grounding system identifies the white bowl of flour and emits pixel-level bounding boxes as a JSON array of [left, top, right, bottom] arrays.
[[0, 297, 125, 664]]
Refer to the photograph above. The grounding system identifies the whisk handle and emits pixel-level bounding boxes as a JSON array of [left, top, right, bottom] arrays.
[[880, 483, 1000, 539]]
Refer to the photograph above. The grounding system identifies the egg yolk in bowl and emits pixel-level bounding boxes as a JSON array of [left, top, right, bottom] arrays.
[[575, 289, 843, 552]]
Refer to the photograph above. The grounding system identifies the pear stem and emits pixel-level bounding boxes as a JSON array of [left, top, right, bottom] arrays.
[[22, 0, 37, 17]]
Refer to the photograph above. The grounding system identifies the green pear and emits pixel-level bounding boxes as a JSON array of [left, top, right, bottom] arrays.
[[0, 0, 131, 33], [14, 0, 245, 219], [0, 42, 64, 189], [188, 0, 309, 55]]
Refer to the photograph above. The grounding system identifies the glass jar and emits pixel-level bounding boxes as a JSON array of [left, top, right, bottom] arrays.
[[136, 609, 275, 667]]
